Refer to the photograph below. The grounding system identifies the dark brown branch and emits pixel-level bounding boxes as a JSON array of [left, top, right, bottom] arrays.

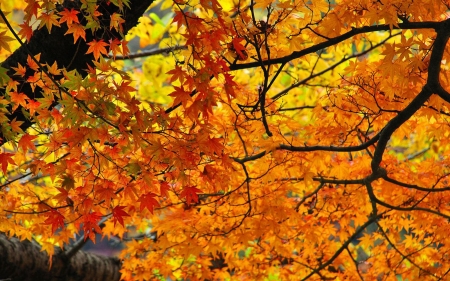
[[109, 45, 187, 60], [230, 21, 439, 71], [371, 19, 450, 172], [232, 132, 379, 163]]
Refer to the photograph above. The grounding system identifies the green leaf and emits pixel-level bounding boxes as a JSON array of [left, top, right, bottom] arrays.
[[0, 65, 9, 87]]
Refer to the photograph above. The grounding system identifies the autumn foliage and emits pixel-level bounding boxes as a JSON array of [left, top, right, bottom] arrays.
[[1, 0, 450, 280]]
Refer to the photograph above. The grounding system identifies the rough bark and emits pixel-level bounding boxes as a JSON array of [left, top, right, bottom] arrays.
[[0, 0, 154, 145], [0, 233, 121, 281]]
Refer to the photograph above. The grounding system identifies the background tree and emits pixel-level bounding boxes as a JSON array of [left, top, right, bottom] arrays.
[[1, 0, 450, 280]]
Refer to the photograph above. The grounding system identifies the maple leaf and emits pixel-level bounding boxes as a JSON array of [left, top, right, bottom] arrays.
[[18, 133, 37, 152], [167, 65, 186, 83], [169, 86, 192, 108], [231, 37, 248, 60], [26, 53, 41, 71], [86, 39, 109, 60], [61, 174, 75, 190], [0, 153, 15, 173], [23, 1, 41, 22], [205, 137, 224, 155], [10, 118, 24, 134], [96, 186, 117, 206], [27, 99, 41, 116], [59, 8, 80, 25], [11, 63, 27, 77], [0, 31, 14, 52], [112, 206, 130, 227], [0, 65, 9, 87], [38, 12, 60, 33], [121, 40, 130, 56], [43, 209, 65, 234], [160, 181, 171, 198], [9, 92, 28, 112], [109, 38, 121, 59], [172, 11, 186, 30], [180, 186, 202, 205], [82, 212, 103, 242], [110, 12, 125, 32], [138, 192, 160, 213], [46, 61, 61, 76], [65, 23, 86, 43]]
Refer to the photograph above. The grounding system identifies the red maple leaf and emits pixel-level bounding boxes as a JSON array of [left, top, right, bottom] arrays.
[[231, 37, 248, 60], [169, 86, 192, 108], [172, 11, 185, 30], [82, 212, 103, 242], [138, 192, 160, 213], [0, 153, 15, 173], [44, 209, 65, 234], [167, 65, 186, 83], [112, 205, 130, 227], [180, 186, 202, 205], [160, 181, 171, 198]]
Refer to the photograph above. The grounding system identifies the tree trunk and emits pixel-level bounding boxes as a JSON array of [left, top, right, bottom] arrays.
[[0, 233, 121, 281]]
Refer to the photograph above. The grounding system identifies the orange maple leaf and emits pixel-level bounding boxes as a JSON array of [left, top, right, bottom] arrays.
[[11, 63, 27, 77], [27, 53, 41, 71], [59, 8, 80, 25], [121, 40, 130, 56], [10, 118, 24, 133], [18, 133, 37, 152], [110, 12, 125, 32], [65, 23, 86, 43], [9, 92, 29, 112], [38, 12, 60, 33], [0, 153, 15, 173], [46, 61, 61, 76], [109, 38, 121, 59], [26, 99, 41, 116], [112, 206, 130, 227], [138, 192, 160, 213], [86, 39, 108, 60], [180, 186, 202, 205], [205, 137, 224, 155]]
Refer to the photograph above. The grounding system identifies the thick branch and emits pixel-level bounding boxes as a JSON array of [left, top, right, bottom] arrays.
[[230, 22, 439, 71], [0, 233, 120, 281], [370, 19, 450, 172], [232, 133, 379, 164]]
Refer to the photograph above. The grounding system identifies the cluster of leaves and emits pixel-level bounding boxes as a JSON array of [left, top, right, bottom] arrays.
[[1, 0, 450, 280]]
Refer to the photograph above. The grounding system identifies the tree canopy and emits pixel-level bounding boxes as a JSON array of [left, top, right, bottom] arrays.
[[1, 0, 450, 280]]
